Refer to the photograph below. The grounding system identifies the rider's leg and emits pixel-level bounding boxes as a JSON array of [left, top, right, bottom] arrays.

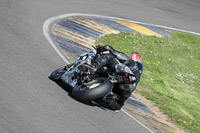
[[118, 84, 136, 106], [92, 54, 112, 69]]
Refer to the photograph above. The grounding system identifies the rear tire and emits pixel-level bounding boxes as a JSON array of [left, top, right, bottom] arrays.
[[71, 77, 113, 101]]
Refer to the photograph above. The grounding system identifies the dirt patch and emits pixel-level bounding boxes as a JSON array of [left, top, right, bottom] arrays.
[[133, 89, 187, 133]]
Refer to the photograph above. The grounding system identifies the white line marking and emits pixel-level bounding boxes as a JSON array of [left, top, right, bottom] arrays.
[[129, 96, 139, 101], [43, 17, 70, 64], [121, 109, 155, 133], [43, 13, 200, 133]]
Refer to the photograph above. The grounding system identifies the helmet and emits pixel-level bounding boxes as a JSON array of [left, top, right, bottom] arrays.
[[128, 52, 142, 63]]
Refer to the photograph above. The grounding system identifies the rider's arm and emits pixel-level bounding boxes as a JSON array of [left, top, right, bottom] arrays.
[[97, 45, 130, 61]]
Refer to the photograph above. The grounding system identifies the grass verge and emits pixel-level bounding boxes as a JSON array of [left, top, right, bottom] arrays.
[[95, 31, 200, 133]]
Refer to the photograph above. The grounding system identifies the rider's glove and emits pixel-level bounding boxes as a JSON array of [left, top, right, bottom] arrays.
[[96, 45, 115, 53], [96, 45, 105, 53]]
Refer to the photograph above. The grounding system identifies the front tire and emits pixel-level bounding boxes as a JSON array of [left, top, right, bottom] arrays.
[[49, 63, 73, 82], [71, 77, 113, 101]]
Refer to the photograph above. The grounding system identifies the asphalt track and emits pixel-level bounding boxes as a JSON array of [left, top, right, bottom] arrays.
[[1, 0, 200, 133]]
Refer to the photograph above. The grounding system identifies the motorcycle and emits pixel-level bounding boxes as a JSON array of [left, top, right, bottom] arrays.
[[49, 46, 136, 102]]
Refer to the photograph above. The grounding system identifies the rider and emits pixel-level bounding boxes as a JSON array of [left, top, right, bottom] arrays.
[[91, 45, 143, 111]]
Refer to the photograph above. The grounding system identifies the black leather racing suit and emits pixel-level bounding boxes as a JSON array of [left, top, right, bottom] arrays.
[[93, 45, 143, 110]]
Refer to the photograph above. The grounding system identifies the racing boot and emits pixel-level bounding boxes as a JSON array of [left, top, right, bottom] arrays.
[[105, 94, 122, 111]]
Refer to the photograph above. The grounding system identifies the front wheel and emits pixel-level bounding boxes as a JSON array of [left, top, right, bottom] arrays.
[[49, 63, 73, 82], [71, 77, 113, 101]]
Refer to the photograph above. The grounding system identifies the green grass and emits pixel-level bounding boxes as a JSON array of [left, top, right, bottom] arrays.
[[95, 31, 200, 133]]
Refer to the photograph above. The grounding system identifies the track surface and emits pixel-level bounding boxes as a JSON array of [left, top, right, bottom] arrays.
[[0, 0, 200, 133]]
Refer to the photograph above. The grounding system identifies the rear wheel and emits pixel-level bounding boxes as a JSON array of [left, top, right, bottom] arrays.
[[71, 77, 113, 101], [49, 63, 73, 82]]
